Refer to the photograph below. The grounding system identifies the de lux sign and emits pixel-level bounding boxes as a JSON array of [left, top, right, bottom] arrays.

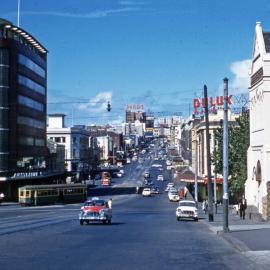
[[193, 95, 232, 110]]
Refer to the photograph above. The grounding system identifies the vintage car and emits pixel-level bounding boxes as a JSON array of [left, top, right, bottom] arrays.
[[79, 198, 112, 225], [142, 188, 151, 197], [168, 191, 180, 202], [176, 200, 198, 221]]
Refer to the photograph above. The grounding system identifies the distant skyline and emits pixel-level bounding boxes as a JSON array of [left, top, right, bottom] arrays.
[[1, 0, 270, 125]]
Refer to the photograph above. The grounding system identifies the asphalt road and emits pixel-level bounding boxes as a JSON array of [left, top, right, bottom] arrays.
[[0, 158, 261, 270]]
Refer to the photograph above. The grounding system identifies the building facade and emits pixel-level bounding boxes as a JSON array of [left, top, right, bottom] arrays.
[[47, 115, 91, 178], [245, 22, 270, 220], [0, 19, 47, 177]]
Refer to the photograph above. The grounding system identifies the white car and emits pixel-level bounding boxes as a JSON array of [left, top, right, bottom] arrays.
[[168, 191, 180, 202], [165, 183, 174, 192], [157, 175, 164, 181], [142, 188, 151, 197], [117, 172, 123, 177], [176, 200, 198, 221]]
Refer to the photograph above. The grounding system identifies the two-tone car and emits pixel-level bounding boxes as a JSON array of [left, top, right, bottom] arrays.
[[176, 200, 198, 221], [79, 198, 112, 225], [168, 191, 180, 202]]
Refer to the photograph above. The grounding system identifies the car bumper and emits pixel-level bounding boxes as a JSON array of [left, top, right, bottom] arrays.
[[176, 213, 198, 219]]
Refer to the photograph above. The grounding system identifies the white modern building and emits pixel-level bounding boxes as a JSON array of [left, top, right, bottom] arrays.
[[245, 22, 270, 220], [47, 114, 90, 174]]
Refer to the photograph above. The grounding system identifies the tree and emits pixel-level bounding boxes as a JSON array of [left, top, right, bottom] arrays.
[[212, 110, 249, 201]]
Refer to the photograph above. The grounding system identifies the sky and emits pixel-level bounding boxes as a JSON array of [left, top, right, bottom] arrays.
[[1, 0, 270, 125]]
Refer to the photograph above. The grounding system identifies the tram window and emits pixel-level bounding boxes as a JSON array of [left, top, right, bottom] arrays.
[[37, 190, 48, 196], [26, 191, 30, 197], [20, 191, 24, 197]]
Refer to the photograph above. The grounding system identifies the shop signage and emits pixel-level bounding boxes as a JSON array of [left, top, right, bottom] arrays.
[[193, 95, 233, 115], [126, 104, 144, 111]]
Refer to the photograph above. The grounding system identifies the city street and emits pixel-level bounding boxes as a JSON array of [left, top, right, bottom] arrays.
[[0, 159, 260, 270]]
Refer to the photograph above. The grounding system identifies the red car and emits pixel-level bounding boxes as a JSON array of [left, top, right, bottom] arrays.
[[79, 198, 112, 225]]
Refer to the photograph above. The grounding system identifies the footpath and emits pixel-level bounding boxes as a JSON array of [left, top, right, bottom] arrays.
[[200, 203, 270, 269]]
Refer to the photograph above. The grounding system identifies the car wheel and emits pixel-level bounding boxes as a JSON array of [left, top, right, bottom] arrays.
[[177, 217, 180, 221], [80, 220, 84, 225], [108, 219, 112, 224], [103, 220, 106, 225], [194, 218, 198, 222]]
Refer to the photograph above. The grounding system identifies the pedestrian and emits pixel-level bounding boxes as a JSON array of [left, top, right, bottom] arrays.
[[202, 199, 208, 214], [239, 195, 247, 220], [184, 186, 188, 198], [108, 198, 112, 209]]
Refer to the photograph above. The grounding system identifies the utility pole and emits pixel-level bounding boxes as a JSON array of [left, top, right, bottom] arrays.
[[194, 139, 198, 207], [223, 78, 229, 232], [214, 167, 217, 214], [204, 85, 214, 222]]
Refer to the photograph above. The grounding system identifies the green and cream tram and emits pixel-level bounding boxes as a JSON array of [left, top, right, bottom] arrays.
[[18, 184, 87, 206]]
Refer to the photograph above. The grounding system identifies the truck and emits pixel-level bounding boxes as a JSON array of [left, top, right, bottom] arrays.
[[101, 172, 111, 186]]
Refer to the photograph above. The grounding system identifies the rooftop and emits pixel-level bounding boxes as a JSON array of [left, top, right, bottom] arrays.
[[0, 18, 48, 55]]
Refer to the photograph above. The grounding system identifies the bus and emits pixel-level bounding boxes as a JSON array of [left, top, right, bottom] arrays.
[[101, 172, 111, 186], [18, 184, 87, 206]]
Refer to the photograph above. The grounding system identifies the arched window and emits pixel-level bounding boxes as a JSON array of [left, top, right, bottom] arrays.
[[256, 160, 262, 186]]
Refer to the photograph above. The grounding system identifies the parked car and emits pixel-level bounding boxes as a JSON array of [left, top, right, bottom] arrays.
[[157, 175, 164, 181], [142, 188, 151, 197], [176, 200, 198, 221]]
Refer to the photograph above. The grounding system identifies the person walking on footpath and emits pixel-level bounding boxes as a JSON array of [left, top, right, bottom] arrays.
[[239, 195, 247, 220]]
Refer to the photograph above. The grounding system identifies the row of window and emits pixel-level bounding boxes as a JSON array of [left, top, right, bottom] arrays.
[[0, 49, 9, 65], [19, 136, 45, 147], [37, 190, 58, 196], [0, 66, 9, 87], [49, 137, 66, 143], [18, 54, 46, 78], [18, 95, 44, 112], [17, 115, 45, 130], [18, 74, 45, 95]]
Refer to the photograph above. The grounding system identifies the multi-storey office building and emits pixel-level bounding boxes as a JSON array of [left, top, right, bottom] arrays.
[[0, 19, 57, 199], [0, 19, 47, 176]]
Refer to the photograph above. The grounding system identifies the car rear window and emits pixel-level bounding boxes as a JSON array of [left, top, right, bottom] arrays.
[[179, 202, 195, 207]]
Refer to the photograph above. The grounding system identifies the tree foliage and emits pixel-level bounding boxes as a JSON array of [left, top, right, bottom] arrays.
[[212, 111, 249, 200]]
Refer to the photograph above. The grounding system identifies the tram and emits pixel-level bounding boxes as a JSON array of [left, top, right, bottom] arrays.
[[18, 184, 87, 206]]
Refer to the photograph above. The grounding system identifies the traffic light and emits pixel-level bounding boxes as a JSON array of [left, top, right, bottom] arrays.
[[107, 102, 111, 112]]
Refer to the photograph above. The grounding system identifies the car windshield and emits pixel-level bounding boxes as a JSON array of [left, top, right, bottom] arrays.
[[179, 202, 195, 207], [170, 192, 178, 195], [84, 200, 105, 206]]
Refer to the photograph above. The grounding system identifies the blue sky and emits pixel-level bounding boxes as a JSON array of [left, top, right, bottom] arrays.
[[1, 0, 270, 125]]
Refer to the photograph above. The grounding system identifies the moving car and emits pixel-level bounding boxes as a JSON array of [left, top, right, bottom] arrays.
[[176, 200, 198, 221], [151, 187, 160, 194], [157, 175, 164, 181], [79, 198, 112, 225], [165, 183, 174, 192], [142, 188, 151, 197], [144, 171, 150, 178], [168, 191, 180, 202]]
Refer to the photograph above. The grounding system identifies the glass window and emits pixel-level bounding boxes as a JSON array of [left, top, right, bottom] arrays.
[[19, 136, 34, 146], [62, 137, 66, 143], [18, 75, 45, 95], [17, 115, 45, 129], [0, 49, 9, 65], [18, 95, 44, 112], [18, 54, 46, 78], [0, 66, 9, 87], [55, 137, 61, 143], [35, 138, 45, 146]]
